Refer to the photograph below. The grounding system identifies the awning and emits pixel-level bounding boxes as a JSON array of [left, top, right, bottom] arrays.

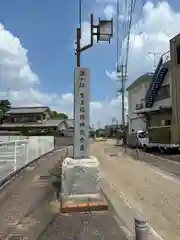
[[133, 107, 159, 114], [133, 106, 172, 114]]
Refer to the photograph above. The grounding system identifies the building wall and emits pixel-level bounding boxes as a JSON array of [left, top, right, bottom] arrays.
[[128, 66, 174, 134], [170, 33, 180, 143], [129, 117, 146, 133], [4, 112, 50, 124], [128, 81, 150, 133], [5, 114, 42, 123], [149, 112, 172, 127]]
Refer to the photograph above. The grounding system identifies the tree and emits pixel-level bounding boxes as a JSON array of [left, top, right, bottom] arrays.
[[51, 111, 68, 119], [0, 100, 11, 123]]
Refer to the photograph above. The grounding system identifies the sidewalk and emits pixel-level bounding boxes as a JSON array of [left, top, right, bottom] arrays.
[[0, 148, 66, 240], [0, 146, 127, 240], [91, 140, 180, 240]]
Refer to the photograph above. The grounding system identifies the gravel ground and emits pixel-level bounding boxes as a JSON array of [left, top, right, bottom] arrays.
[[92, 140, 180, 240]]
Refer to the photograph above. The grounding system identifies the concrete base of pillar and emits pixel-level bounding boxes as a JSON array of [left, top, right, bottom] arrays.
[[60, 156, 108, 213]]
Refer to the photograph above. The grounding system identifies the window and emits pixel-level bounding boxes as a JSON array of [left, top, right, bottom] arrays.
[[162, 119, 171, 126], [138, 131, 146, 138], [155, 84, 170, 101], [177, 44, 180, 64], [14, 116, 26, 122]]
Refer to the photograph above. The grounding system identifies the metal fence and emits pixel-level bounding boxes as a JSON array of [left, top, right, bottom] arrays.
[[0, 136, 54, 181]]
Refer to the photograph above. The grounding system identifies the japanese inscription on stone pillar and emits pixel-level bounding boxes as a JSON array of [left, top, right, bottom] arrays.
[[74, 68, 90, 158]]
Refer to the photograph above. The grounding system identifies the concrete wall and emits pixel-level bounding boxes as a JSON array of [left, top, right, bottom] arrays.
[[129, 117, 146, 134], [54, 136, 73, 148], [149, 112, 172, 127]]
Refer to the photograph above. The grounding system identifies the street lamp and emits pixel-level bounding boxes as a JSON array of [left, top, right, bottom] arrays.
[[76, 14, 113, 67], [97, 19, 113, 42]]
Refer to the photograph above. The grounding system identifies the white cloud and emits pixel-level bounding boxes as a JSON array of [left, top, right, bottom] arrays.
[[104, 4, 116, 19], [106, 1, 180, 86], [90, 101, 102, 109], [105, 69, 118, 81], [89, 95, 128, 127], [0, 24, 39, 89]]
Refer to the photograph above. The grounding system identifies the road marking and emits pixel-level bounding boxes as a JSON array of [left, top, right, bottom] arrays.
[[111, 183, 132, 209], [154, 169, 180, 184], [149, 226, 164, 240], [111, 182, 164, 240], [113, 215, 133, 238], [146, 152, 180, 165]]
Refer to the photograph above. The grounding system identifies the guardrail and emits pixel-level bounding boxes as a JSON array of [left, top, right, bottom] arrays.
[[0, 136, 54, 181]]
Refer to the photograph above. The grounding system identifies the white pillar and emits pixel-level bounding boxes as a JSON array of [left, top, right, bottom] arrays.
[[60, 68, 105, 210]]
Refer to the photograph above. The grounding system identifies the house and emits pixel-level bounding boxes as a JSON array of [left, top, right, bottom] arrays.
[[127, 49, 172, 135], [0, 106, 74, 135], [104, 124, 122, 137], [4, 106, 51, 123], [61, 119, 74, 137]]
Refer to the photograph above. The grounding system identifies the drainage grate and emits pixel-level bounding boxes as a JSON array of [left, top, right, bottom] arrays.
[[39, 175, 51, 180], [109, 154, 117, 157]]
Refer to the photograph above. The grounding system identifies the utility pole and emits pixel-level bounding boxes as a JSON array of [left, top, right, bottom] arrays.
[[117, 65, 126, 127], [116, 64, 126, 145], [121, 65, 126, 128], [148, 48, 162, 72]]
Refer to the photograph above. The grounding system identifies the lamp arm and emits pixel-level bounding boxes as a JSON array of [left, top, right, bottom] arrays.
[[79, 14, 94, 53]]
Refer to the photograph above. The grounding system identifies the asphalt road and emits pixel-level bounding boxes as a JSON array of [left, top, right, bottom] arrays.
[[121, 146, 180, 178], [54, 136, 73, 149]]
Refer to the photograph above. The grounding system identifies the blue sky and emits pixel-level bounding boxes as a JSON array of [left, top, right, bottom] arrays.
[[0, 0, 180, 126], [0, 0, 117, 101]]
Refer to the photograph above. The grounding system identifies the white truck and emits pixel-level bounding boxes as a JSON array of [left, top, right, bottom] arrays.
[[128, 130, 147, 148], [138, 132, 180, 153]]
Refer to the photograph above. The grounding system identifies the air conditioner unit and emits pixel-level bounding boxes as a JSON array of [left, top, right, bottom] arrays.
[[136, 103, 143, 110], [37, 120, 42, 124]]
